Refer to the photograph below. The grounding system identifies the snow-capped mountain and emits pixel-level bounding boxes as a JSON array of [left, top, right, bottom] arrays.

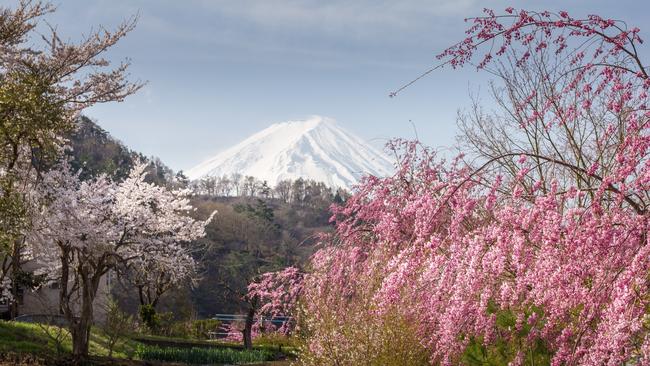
[[187, 116, 394, 189]]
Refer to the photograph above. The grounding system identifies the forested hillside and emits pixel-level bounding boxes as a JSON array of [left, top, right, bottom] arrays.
[[68, 116, 177, 186], [189, 189, 336, 317]]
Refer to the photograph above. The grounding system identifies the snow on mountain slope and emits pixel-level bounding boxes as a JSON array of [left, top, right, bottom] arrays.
[[186, 116, 394, 189]]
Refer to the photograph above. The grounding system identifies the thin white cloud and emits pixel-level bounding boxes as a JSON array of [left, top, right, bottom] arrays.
[[195, 0, 481, 40], [129, 0, 490, 71]]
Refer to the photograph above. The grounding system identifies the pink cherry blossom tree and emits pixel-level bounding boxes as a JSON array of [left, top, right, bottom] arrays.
[[261, 8, 649, 366], [246, 266, 304, 338]]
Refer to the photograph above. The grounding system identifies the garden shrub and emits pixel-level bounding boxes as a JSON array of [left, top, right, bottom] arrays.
[[103, 301, 136, 357], [138, 305, 157, 331], [297, 301, 430, 366]]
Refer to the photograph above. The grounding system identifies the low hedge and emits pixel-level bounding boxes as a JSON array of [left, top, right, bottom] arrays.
[[135, 345, 275, 364]]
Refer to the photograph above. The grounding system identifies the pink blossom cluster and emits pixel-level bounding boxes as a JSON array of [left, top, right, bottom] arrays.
[[301, 141, 648, 365], [247, 266, 304, 335], [219, 317, 276, 343]]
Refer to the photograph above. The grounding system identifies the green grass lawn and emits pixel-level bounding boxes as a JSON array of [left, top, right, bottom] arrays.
[[0, 321, 296, 365], [0, 320, 140, 359]]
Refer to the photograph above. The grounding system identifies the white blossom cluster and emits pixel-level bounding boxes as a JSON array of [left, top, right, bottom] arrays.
[[28, 160, 213, 294]]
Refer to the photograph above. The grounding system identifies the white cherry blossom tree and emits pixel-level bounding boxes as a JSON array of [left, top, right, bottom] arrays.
[[30, 161, 213, 358]]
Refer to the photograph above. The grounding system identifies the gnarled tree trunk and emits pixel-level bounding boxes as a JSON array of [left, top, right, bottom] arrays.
[[66, 264, 102, 359]]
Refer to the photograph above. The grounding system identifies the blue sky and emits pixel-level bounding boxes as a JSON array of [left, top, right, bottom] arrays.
[[11, 0, 649, 171]]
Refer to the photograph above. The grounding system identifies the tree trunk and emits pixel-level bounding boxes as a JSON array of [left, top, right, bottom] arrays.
[[71, 318, 91, 359], [59, 247, 70, 316], [137, 285, 145, 306], [243, 295, 258, 350], [70, 300, 93, 358], [9, 239, 20, 319], [69, 266, 101, 359]]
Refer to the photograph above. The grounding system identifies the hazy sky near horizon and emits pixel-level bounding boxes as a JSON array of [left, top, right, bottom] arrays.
[[7, 0, 649, 171]]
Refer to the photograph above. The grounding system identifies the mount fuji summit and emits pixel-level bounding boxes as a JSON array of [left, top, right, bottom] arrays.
[[186, 116, 394, 189]]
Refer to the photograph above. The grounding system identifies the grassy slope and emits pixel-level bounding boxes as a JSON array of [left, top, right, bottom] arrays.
[[0, 321, 140, 359], [0, 321, 297, 365]]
